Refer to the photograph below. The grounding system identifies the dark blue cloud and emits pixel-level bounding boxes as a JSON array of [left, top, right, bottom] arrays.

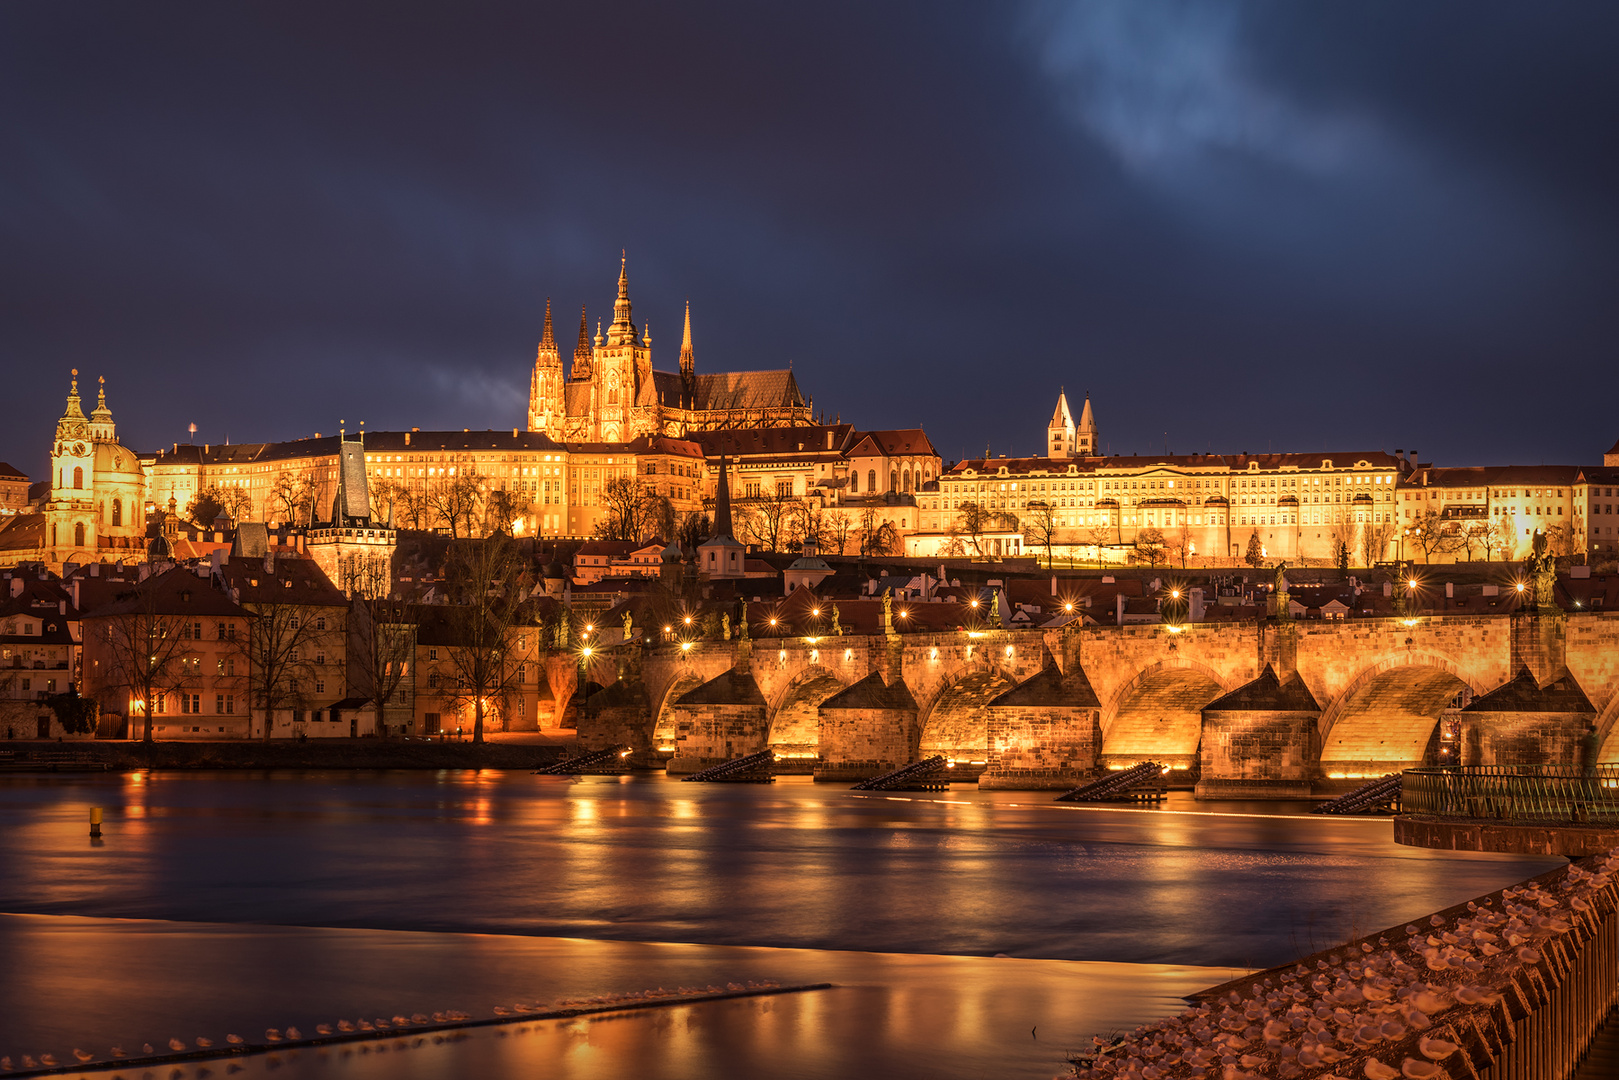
[[1, 1, 1615, 479]]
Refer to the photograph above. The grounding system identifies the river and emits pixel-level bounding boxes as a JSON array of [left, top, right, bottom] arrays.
[[0, 771, 1561, 1078]]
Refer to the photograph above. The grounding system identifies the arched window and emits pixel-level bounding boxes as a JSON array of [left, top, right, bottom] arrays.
[[73, 466, 83, 489], [112, 499, 122, 526], [74, 522, 85, 547], [51, 523, 58, 546], [889, 470, 898, 493], [849, 471, 858, 493], [902, 470, 911, 492], [868, 470, 876, 493]]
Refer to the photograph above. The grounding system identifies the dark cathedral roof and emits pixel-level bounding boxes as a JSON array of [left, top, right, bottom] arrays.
[[690, 370, 806, 411]]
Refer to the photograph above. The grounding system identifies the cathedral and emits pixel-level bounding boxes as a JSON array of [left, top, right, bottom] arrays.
[[527, 256, 812, 443]]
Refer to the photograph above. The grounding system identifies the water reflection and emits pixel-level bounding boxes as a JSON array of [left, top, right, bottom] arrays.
[[0, 915, 1243, 1080], [0, 772, 1559, 968]]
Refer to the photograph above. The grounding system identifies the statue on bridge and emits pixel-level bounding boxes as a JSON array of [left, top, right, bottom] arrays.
[[830, 603, 843, 636], [623, 610, 633, 641], [722, 613, 732, 641], [881, 592, 894, 635], [1526, 529, 1560, 614], [739, 599, 750, 641], [1274, 562, 1291, 620]]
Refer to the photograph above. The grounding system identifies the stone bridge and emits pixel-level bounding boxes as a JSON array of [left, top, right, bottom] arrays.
[[570, 612, 1619, 796]]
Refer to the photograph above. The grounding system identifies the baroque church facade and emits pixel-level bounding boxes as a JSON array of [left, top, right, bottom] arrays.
[[527, 256, 812, 443]]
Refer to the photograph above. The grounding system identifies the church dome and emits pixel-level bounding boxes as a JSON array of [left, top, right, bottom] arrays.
[[93, 441, 143, 478], [660, 541, 682, 564]]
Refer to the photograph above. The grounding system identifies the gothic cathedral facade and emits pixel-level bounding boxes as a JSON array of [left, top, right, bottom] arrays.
[[527, 256, 812, 443]]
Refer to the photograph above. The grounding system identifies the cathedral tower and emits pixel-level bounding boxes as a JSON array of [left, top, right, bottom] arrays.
[[1047, 390, 1075, 459], [589, 254, 655, 443], [527, 298, 565, 438], [1076, 393, 1098, 456], [44, 370, 145, 566]]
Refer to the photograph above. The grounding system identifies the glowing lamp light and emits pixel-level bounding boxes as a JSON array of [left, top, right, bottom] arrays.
[[580, 646, 593, 659], [769, 617, 778, 627], [1004, 645, 1013, 656], [663, 624, 673, 633], [585, 623, 593, 633], [618, 749, 632, 758], [680, 642, 693, 653], [1407, 578, 1418, 590], [1515, 583, 1526, 593], [684, 615, 693, 625], [812, 607, 820, 617], [1170, 589, 1181, 599], [970, 599, 979, 608], [1063, 602, 1073, 613]]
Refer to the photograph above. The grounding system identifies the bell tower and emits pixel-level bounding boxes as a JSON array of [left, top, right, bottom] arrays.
[[527, 298, 565, 438], [47, 369, 96, 560], [1048, 390, 1075, 459]]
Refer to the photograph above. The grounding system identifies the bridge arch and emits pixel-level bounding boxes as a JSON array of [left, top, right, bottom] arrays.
[[1316, 652, 1489, 777], [1099, 658, 1230, 770], [651, 671, 707, 752], [767, 665, 848, 758], [918, 663, 1020, 763], [1591, 692, 1619, 765]]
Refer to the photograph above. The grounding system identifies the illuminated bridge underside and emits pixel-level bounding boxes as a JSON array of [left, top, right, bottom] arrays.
[[574, 612, 1619, 792], [1102, 670, 1225, 770], [1319, 667, 1465, 777], [920, 672, 1017, 763], [771, 669, 846, 758]]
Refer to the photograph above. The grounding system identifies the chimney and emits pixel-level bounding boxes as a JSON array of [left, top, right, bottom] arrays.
[[58, 600, 66, 615], [405, 432, 411, 446], [1050, 574, 1057, 596], [1116, 593, 1125, 625], [826, 430, 834, 449]]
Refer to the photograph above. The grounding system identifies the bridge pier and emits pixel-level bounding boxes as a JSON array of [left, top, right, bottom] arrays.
[[813, 671, 919, 782], [980, 661, 1102, 790], [664, 669, 769, 775], [1195, 664, 1319, 799]]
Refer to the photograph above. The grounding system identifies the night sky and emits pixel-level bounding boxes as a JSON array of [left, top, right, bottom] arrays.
[[3, 2, 1617, 480]]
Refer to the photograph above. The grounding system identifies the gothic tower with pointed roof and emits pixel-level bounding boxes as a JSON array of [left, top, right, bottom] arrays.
[[526, 298, 566, 439], [1076, 393, 1098, 456], [539, 253, 812, 444], [1047, 390, 1075, 459]]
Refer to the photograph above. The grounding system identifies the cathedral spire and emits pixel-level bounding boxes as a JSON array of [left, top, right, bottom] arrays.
[[679, 300, 695, 379], [539, 297, 556, 353], [607, 251, 637, 344], [572, 305, 593, 380]]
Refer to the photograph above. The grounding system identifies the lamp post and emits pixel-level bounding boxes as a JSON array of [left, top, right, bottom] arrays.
[[579, 645, 593, 719]]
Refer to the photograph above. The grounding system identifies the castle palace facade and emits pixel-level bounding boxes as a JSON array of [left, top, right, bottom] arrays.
[[527, 256, 811, 443]]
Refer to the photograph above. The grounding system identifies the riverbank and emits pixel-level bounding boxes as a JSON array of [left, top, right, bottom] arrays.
[[1, 736, 573, 771]]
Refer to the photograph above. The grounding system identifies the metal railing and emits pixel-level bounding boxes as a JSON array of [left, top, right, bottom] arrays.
[[1402, 765, 1619, 825]]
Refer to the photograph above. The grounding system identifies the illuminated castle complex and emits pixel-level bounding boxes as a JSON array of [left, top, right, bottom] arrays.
[[527, 255, 812, 443]]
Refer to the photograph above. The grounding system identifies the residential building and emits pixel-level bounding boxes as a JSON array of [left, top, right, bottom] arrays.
[[0, 462, 28, 516], [80, 566, 253, 739]]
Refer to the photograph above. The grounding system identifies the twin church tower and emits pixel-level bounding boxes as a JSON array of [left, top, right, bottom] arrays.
[[526, 255, 811, 444]]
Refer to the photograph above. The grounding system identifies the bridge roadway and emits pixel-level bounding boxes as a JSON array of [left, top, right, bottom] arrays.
[[563, 611, 1619, 795]]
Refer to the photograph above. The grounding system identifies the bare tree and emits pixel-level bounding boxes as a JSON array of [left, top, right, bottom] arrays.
[[187, 483, 250, 527], [86, 572, 194, 743], [1360, 518, 1396, 566], [736, 485, 797, 551], [349, 595, 415, 736], [1132, 527, 1167, 568], [396, 485, 433, 531], [858, 508, 900, 556], [426, 475, 483, 538], [1024, 502, 1059, 568], [1545, 522, 1574, 558], [1467, 519, 1500, 562], [484, 489, 524, 536], [1165, 528, 1192, 569], [676, 511, 711, 552], [272, 473, 319, 527], [1412, 508, 1460, 563], [649, 494, 676, 542], [795, 505, 831, 553], [596, 476, 658, 542], [953, 501, 990, 557], [333, 549, 392, 600], [368, 477, 404, 525], [827, 512, 853, 556], [232, 598, 324, 741], [440, 533, 530, 743]]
